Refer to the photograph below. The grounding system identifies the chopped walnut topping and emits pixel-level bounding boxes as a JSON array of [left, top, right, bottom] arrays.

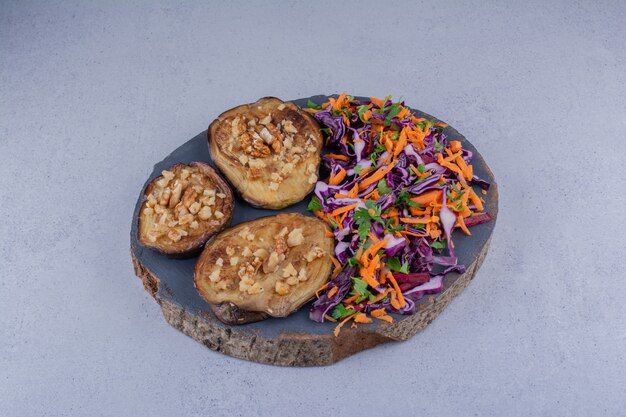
[[274, 237, 288, 254], [246, 233, 255, 241], [189, 202, 201, 215], [253, 248, 269, 259], [287, 228, 304, 247], [242, 246, 253, 257], [147, 231, 160, 242], [143, 207, 154, 215], [277, 103, 286, 111], [214, 210, 224, 219], [277, 227, 289, 238], [198, 206, 212, 220], [259, 114, 272, 125], [238, 154, 249, 165], [263, 251, 284, 274], [182, 188, 197, 208], [216, 257, 224, 267], [247, 282, 263, 295], [269, 182, 279, 191], [203, 189, 216, 197], [298, 268, 308, 281], [282, 262, 297, 278], [190, 220, 199, 229], [259, 127, 273, 143], [229, 256, 239, 266], [216, 192, 226, 199], [169, 182, 183, 208], [167, 228, 183, 242], [308, 173, 318, 184], [281, 119, 298, 134], [307, 146, 317, 153], [209, 269, 221, 283], [159, 189, 171, 206], [226, 246, 235, 256], [178, 213, 194, 225], [304, 246, 326, 262], [306, 163, 317, 174], [275, 281, 290, 295], [231, 117, 246, 136]]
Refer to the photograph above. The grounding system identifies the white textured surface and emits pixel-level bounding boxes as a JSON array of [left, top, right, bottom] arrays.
[[1, 1, 625, 416]]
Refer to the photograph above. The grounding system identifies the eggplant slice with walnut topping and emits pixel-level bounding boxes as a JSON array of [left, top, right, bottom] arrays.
[[194, 213, 334, 324], [138, 162, 233, 257], [208, 97, 323, 209]]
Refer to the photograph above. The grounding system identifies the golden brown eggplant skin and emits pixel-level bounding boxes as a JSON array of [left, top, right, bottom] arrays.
[[138, 162, 233, 258], [194, 213, 334, 323], [208, 97, 323, 209]]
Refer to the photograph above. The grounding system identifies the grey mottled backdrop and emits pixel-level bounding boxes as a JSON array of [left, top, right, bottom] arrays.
[[1, 1, 625, 416]]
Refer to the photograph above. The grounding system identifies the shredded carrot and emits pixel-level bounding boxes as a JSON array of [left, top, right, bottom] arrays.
[[358, 162, 396, 190], [328, 202, 359, 217], [386, 272, 406, 308], [327, 286, 339, 298], [343, 294, 360, 304], [324, 229, 334, 238], [369, 96, 385, 108], [370, 308, 387, 318], [315, 283, 328, 299], [469, 188, 484, 211], [410, 189, 442, 206], [375, 314, 394, 323], [481, 189, 488, 195], [333, 313, 356, 337], [354, 313, 372, 324], [329, 168, 347, 186], [457, 214, 471, 235], [325, 153, 350, 161]]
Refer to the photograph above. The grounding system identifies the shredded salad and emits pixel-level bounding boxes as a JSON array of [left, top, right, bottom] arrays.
[[303, 93, 492, 335]]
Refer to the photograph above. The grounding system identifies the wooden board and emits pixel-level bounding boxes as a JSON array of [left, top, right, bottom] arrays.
[[130, 95, 499, 366]]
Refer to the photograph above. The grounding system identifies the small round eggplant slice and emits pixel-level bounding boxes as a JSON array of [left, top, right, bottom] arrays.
[[138, 162, 233, 257], [208, 97, 323, 209], [194, 213, 334, 320]]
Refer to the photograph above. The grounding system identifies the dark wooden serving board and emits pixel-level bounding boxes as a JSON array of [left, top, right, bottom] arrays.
[[130, 95, 498, 366]]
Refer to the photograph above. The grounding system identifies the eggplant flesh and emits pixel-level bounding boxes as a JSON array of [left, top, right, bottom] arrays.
[[208, 97, 323, 209], [138, 162, 233, 257], [194, 213, 334, 322]]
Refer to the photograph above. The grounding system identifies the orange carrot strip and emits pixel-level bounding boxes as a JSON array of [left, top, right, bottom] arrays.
[[354, 313, 372, 324], [330, 255, 341, 271], [400, 230, 428, 238], [394, 127, 408, 156], [457, 214, 471, 235], [370, 96, 385, 108], [325, 153, 350, 161], [469, 188, 484, 211], [329, 168, 347, 186], [315, 283, 328, 298], [375, 314, 394, 323], [348, 183, 359, 198], [327, 286, 339, 298], [481, 189, 487, 195], [343, 294, 360, 304], [324, 229, 334, 238], [329, 202, 359, 217], [370, 308, 387, 318], [333, 313, 356, 337], [362, 238, 390, 261], [371, 288, 391, 303], [389, 291, 402, 310], [386, 272, 406, 307], [359, 163, 396, 190], [410, 189, 442, 206]]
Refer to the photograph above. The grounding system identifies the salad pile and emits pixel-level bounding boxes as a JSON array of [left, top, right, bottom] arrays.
[[304, 93, 492, 335]]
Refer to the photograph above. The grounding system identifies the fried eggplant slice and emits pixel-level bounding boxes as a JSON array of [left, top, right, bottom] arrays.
[[138, 162, 233, 257], [208, 97, 323, 209], [194, 213, 334, 323]]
